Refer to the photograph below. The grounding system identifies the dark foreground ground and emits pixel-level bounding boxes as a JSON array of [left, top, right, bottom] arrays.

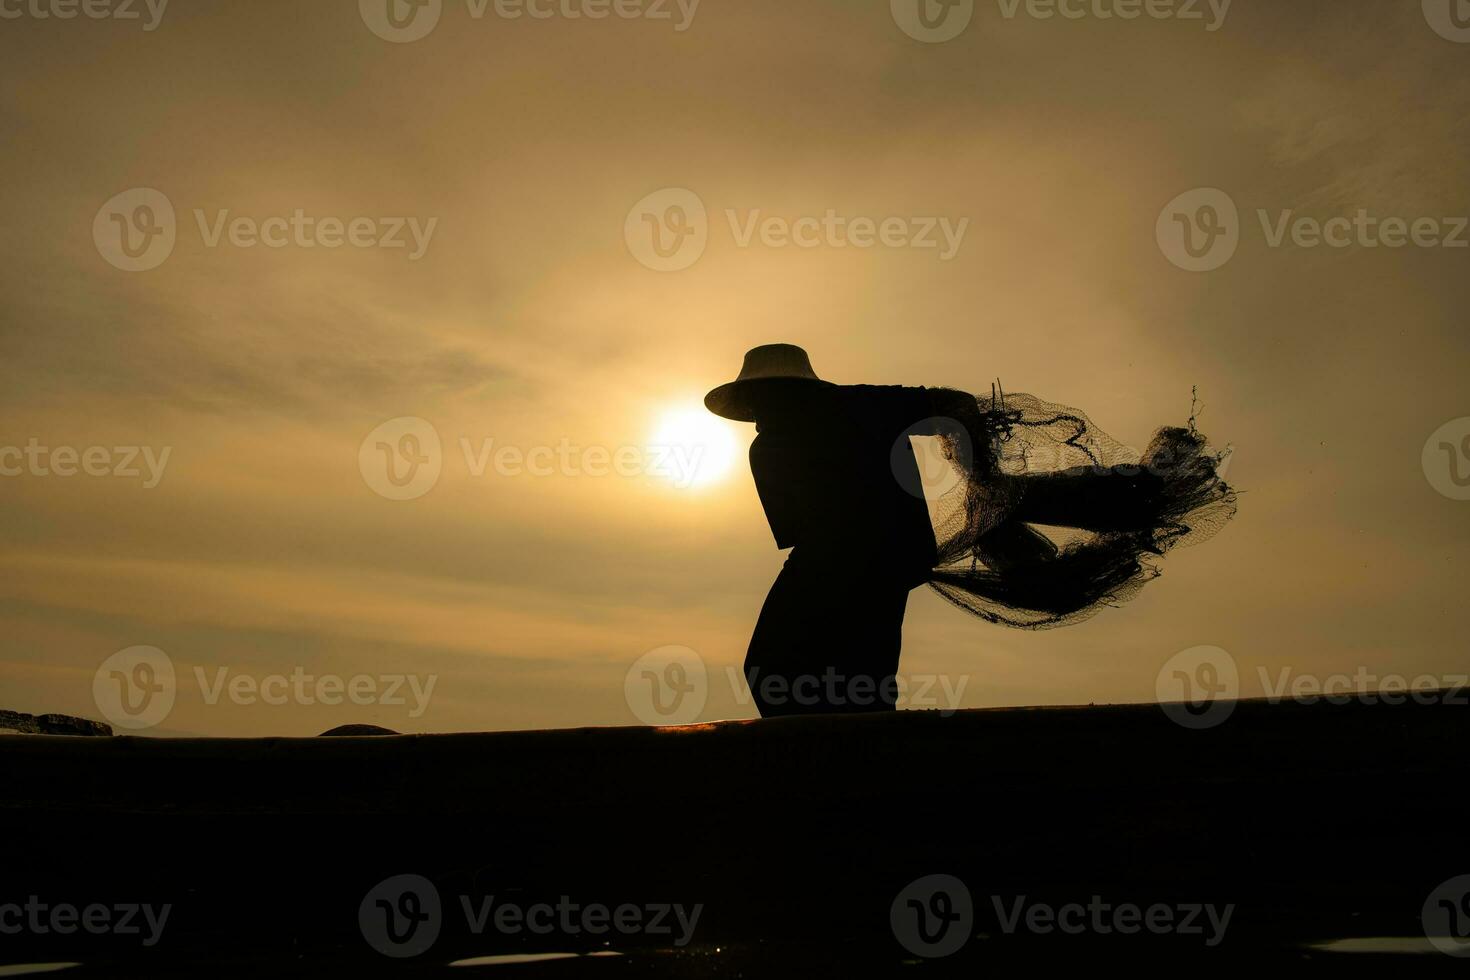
[[1, 693, 1467, 975]]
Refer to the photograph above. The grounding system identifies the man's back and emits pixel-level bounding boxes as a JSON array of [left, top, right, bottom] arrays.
[[748, 384, 938, 583]]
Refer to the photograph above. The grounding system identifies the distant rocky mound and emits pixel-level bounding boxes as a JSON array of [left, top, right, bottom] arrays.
[[318, 724, 400, 737], [0, 709, 112, 736]]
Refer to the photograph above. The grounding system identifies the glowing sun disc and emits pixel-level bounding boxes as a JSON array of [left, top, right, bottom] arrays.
[[649, 407, 740, 489]]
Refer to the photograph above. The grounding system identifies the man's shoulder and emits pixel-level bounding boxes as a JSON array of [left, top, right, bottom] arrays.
[[832, 384, 934, 428]]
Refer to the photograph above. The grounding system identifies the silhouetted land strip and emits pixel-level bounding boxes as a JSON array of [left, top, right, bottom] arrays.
[[2, 693, 1465, 975]]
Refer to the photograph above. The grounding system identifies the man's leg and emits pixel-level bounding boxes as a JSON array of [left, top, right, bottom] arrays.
[[744, 559, 812, 718], [827, 579, 908, 714]]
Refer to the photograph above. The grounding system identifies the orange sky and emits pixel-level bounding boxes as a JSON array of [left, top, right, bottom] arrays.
[[2, 0, 1468, 735]]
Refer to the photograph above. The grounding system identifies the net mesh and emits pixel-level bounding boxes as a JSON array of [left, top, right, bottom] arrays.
[[925, 386, 1237, 629]]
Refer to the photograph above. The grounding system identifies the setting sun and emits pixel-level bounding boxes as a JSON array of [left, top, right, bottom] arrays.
[[649, 406, 741, 489]]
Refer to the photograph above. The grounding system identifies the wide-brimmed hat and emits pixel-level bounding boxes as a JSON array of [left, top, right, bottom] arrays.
[[704, 344, 834, 422]]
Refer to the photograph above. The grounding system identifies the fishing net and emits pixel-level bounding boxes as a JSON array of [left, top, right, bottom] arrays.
[[924, 386, 1237, 629]]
